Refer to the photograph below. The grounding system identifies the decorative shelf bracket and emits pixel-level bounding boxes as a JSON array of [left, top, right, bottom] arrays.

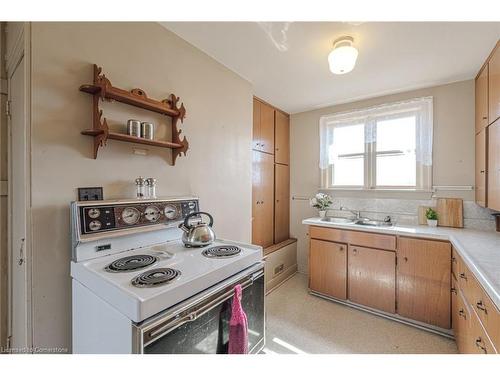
[[79, 64, 189, 165]]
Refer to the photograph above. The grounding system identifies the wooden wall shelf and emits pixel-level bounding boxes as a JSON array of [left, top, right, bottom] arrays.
[[79, 64, 189, 165]]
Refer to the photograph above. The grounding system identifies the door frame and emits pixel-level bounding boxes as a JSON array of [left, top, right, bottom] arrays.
[[6, 22, 33, 351]]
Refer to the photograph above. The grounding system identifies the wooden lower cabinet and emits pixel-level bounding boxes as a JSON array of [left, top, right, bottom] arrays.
[[348, 246, 396, 314], [397, 237, 451, 329], [309, 239, 347, 300]]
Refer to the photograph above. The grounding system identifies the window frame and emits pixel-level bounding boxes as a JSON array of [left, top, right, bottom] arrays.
[[320, 97, 433, 191]]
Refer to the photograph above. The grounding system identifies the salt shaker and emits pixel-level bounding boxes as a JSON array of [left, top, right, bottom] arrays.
[[135, 176, 146, 199], [146, 178, 157, 199]]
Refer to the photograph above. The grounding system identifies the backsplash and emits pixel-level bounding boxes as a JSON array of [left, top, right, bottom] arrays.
[[324, 198, 497, 231]]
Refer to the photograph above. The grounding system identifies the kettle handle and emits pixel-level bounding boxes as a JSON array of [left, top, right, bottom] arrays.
[[183, 211, 214, 228]]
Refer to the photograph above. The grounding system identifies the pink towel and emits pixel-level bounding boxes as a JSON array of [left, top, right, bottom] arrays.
[[228, 284, 249, 354]]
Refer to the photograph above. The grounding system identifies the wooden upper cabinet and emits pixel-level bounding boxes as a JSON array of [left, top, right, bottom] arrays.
[[259, 102, 275, 154], [489, 44, 500, 125], [475, 65, 489, 133], [309, 239, 347, 300], [397, 237, 451, 329], [274, 164, 290, 243], [488, 119, 500, 211], [475, 129, 487, 207], [251, 151, 274, 248], [275, 111, 290, 165], [348, 246, 396, 314], [252, 99, 261, 151]]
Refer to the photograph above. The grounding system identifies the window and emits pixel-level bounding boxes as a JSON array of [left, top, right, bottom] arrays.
[[320, 97, 433, 190]]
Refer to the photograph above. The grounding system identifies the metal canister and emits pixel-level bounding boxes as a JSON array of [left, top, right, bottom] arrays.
[[141, 122, 154, 140], [127, 119, 141, 137]]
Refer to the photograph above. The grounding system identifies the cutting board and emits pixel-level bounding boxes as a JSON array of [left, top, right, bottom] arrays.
[[436, 198, 464, 228]]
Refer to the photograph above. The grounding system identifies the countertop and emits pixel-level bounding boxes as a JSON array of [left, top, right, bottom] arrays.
[[302, 217, 500, 311]]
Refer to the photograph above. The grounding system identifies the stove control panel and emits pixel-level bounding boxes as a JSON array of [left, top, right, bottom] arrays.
[[79, 199, 199, 235]]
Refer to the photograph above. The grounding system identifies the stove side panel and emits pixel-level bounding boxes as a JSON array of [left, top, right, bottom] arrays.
[[72, 280, 134, 354]]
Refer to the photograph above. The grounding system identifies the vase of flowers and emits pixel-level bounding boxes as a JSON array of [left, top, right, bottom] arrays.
[[425, 208, 438, 227], [310, 193, 333, 219]]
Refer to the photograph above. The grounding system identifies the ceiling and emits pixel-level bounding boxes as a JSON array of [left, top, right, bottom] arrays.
[[161, 22, 500, 114]]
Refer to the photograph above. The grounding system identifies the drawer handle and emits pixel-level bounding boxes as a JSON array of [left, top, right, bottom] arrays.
[[482, 116, 487, 120], [475, 338, 487, 354], [476, 301, 487, 314], [458, 309, 466, 319], [459, 272, 467, 280]]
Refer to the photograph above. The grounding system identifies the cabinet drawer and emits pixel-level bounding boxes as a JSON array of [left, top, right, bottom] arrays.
[[469, 307, 498, 354], [468, 272, 500, 350], [309, 226, 396, 251]]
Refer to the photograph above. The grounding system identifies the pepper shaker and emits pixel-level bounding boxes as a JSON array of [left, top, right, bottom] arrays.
[[146, 178, 157, 199], [135, 176, 146, 199]]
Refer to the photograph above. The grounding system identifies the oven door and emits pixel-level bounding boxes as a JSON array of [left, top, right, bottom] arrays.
[[133, 262, 265, 354]]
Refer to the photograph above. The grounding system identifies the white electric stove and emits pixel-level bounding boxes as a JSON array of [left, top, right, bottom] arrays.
[[70, 197, 265, 354]]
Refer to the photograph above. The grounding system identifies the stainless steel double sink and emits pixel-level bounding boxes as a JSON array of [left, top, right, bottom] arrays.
[[321, 217, 394, 227]]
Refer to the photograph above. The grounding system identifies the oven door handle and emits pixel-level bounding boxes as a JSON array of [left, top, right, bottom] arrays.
[[145, 269, 264, 342]]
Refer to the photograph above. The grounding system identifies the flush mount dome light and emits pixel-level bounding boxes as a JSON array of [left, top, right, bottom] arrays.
[[328, 36, 358, 75]]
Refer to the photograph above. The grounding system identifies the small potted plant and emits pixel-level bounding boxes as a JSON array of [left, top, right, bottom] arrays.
[[425, 208, 438, 227], [310, 193, 333, 219]]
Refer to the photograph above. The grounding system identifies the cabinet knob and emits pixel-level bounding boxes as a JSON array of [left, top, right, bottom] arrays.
[[459, 272, 467, 280], [475, 338, 487, 353], [476, 300, 487, 313], [452, 257, 456, 263], [339, 246, 344, 252], [480, 170, 485, 174], [404, 257, 408, 262], [458, 309, 466, 318], [276, 148, 279, 151], [451, 287, 457, 295], [482, 117, 487, 120]]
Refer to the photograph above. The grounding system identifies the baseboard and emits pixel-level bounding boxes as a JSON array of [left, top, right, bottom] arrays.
[[310, 290, 454, 339]]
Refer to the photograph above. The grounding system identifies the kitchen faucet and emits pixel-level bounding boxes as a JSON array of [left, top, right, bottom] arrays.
[[340, 206, 362, 219]]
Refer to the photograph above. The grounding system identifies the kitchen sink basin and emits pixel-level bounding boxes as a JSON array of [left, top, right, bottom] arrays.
[[354, 219, 394, 227], [321, 217, 355, 224]]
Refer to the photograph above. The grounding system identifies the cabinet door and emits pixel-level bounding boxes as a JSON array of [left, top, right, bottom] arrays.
[[348, 246, 396, 313], [252, 98, 261, 151], [397, 237, 451, 329], [252, 151, 274, 248], [274, 164, 289, 243], [475, 129, 487, 207], [488, 119, 500, 211], [275, 111, 289, 165], [476, 65, 489, 133], [259, 103, 275, 154], [489, 45, 500, 124], [309, 239, 347, 300], [454, 286, 474, 353]]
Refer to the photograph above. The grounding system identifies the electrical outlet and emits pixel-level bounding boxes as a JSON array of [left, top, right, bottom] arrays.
[[274, 263, 284, 276], [78, 187, 103, 201]]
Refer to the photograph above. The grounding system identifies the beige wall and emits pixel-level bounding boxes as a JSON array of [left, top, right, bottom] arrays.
[[290, 80, 475, 273], [30, 22, 253, 351]]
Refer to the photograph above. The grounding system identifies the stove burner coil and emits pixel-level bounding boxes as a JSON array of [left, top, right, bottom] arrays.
[[105, 254, 158, 273], [202, 245, 242, 258], [131, 268, 181, 288]]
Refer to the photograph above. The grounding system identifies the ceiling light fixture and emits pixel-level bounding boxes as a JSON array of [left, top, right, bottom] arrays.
[[328, 36, 358, 75]]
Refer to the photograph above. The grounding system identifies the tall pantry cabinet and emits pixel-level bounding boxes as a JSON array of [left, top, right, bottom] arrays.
[[252, 97, 290, 249], [475, 40, 500, 211]]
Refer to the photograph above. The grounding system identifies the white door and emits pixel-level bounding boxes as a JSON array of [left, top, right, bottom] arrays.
[[8, 54, 31, 350]]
